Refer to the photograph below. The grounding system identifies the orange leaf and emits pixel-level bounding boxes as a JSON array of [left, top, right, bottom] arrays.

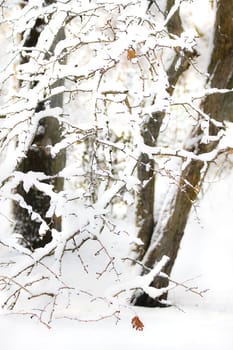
[[131, 316, 144, 331], [127, 48, 136, 61]]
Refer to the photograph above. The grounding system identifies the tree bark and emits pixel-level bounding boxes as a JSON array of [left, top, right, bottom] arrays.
[[14, 1, 66, 250], [133, 0, 232, 307]]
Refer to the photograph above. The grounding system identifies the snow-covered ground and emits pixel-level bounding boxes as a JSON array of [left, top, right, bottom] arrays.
[[2, 305, 232, 350], [1, 166, 233, 349]]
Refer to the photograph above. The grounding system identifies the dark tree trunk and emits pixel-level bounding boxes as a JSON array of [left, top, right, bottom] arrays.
[[133, 0, 232, 307], [14, 1, 66, 250], [135, 112, 163, 261]]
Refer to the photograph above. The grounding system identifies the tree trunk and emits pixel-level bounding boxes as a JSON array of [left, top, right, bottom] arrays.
[[134, 0, 192, 261], [135, 112, 163, 260], [133, 0, 232, 307], [14, 1, 66, 250]]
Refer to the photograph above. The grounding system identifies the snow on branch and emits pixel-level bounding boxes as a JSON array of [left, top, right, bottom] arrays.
[[106, 256, 170, 299]]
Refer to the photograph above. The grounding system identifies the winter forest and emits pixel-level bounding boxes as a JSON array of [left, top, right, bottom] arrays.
[[0, 0, 233, 348]]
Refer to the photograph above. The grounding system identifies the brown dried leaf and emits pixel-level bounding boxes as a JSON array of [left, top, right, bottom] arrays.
[[127, 48, 136, 61], [131, 316, 144, 331], [227, 147, 233, 154]]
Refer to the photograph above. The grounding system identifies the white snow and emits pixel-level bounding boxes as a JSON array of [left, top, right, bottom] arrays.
[[1, 167, 233, 349]]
